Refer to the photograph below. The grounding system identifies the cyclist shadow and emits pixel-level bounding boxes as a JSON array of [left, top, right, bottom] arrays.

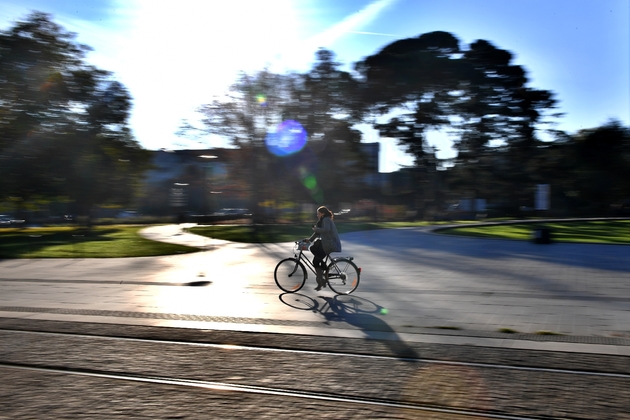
[[278, 292, 419, 359]]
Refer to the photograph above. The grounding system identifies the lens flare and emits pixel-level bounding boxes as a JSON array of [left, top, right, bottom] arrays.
[[265, 120, 307, 156], [298, 166, 324, 203], [256, 94, 267, 107], [303, 175, 317, 190]]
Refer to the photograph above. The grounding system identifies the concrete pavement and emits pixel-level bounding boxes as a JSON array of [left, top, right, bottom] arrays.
[[1, 223, 629, 356]]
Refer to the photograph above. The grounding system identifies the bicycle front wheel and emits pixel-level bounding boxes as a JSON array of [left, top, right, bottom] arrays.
[[274, 258, 307, 293], [326, 258, 360, 295]]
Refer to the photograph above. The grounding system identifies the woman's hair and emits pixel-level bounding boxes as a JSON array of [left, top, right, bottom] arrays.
[[317, 206, 334, 220]]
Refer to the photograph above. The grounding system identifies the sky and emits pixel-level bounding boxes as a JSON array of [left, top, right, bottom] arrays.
[[2, 0, 629, 172]]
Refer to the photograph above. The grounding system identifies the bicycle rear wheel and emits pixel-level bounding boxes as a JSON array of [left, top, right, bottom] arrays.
[[274, 258, 307, 293], [326, 258, 360, 295]]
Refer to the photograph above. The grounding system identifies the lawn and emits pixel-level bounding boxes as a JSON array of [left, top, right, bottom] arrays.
[[436, 220, 630, 245], [0, 225, 198, 258], [187, 221, 433, 243]]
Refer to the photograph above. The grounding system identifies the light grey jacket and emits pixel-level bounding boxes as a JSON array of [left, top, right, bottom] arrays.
[[309, 217, 342, 255]]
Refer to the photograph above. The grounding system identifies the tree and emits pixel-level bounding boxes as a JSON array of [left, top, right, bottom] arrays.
[[0, 12, 151, 220], [191, 51, 371, 217], [282, 49, 369, 204], [191, 69, 296, 221], [355, 32, 462, 215], [454, 39, 558, 208], [570, 120, 630, 213], [355, 32, 559, 212]]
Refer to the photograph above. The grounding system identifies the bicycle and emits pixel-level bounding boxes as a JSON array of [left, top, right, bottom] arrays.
[[274, 240, 361, 295]]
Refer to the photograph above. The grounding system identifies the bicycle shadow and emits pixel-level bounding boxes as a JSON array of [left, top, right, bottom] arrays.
[[278, 292, 419, 359]]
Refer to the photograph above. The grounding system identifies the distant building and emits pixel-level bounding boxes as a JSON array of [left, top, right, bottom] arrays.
[[137, 142, 421, 216], [139, 148, 238, 215]]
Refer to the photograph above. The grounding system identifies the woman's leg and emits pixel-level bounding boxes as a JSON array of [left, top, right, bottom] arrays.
[[310, 241, 326, 289], [311, 241, 325, 267]]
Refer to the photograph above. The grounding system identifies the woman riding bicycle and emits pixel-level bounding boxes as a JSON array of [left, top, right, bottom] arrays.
[[305, 206, 341, 291]]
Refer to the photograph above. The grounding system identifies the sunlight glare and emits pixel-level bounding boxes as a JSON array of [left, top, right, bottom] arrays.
[[111, 0, 303, 149]]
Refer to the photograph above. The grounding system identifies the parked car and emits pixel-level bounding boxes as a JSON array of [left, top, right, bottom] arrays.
[[117, 210, 139, 218], [0, 215, 24, 227], [212, 208, 250, 217], [0, 215, 12, 227]]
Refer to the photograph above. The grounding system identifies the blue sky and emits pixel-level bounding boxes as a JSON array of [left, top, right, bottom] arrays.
[[2, 0, 629, 172]]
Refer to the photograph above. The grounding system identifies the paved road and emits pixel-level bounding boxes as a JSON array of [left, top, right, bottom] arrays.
[[1, 224, 629, 354]]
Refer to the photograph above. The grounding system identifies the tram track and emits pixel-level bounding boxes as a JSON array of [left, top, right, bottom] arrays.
[[2, 325, 629, 418], [0, 361, 549, 420], [2, 328, 629, 380]]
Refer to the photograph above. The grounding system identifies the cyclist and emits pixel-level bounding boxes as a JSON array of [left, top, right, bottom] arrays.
[[304, 206, 342, 290]]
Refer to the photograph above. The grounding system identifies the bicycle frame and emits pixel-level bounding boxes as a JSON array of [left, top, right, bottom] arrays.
[[293, 245, 329, 277]]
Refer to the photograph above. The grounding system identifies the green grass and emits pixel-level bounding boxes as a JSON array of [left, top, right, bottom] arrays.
[[0, 225, 198, 258], [437, 220, 630, 245], [187, 221, 433, 243]]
